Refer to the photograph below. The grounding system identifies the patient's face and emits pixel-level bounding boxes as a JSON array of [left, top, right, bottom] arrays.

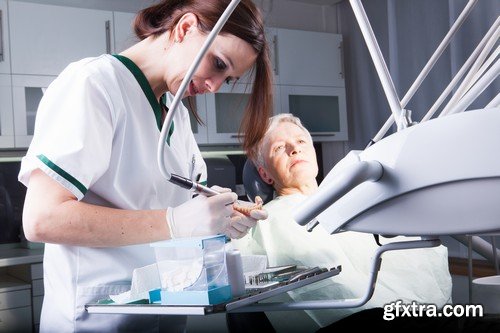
[[261, 122, 318, 192]]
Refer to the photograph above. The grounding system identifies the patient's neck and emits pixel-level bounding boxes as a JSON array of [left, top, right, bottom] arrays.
[[277, 181, 318, 197]]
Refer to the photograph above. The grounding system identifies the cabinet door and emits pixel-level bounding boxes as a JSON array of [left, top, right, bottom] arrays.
[[12, 75, 56, 148], [206, 83, 280, 144], [280, 85, 348, 141], [113, 11, 139, 54], [0, 0, 10, 74], [236, 28, 280, 85], [0, 74, 14, 148], [9, 2, 113, 76], [277, 29, 344, 87], [0, 307, 32, 332], [185, 95, 209, 144]]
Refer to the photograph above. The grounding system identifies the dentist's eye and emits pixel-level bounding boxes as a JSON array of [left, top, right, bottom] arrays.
[[215, 57, 227, 71]]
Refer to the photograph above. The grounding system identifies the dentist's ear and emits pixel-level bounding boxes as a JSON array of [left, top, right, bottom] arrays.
[[173, 12, 199, 43], [258, 166, 274, 185]]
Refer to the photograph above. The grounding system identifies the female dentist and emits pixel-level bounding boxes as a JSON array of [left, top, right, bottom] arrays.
[[18, 0, 272, 332]]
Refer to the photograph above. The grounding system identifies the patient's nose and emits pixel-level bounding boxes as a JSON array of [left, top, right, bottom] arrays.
[[288, 142, 301, 155]]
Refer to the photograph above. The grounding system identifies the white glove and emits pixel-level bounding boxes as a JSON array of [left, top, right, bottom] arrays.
[[166, 189, 237, 238], [226, 208, 268, 239]]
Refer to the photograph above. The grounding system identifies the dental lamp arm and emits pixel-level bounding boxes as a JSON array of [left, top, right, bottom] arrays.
[[293, 160, 383, 227], [370, 0, 478, 144], [422, 17, 500, 122]]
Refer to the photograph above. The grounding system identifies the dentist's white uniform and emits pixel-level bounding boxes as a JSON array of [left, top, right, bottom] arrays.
[[19, 55, 206, 332]]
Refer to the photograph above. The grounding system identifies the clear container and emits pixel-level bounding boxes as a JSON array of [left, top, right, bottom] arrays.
[[150, 235, 228, 292]]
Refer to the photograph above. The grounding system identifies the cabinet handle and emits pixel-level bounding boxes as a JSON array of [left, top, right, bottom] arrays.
[[230, 134, 245, 138], [272, 35, 279, 76], [312, 133, 335, 137], [338, 41, 344, 80], [0, 10, 4, 62], [105, 20, 111, 54]]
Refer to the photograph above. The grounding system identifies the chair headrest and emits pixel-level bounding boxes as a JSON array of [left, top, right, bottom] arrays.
[[242, 159, 275, 204]]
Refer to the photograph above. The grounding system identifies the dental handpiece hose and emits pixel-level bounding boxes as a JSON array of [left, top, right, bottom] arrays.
[[156, 0, 240, 197]]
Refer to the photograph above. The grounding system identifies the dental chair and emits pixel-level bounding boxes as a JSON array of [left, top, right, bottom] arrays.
[[234, 0, 500, 313], [242, 159, 274, 204]]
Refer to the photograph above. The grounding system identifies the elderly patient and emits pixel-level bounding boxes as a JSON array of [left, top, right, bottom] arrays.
[[233, 113, 452, 328]]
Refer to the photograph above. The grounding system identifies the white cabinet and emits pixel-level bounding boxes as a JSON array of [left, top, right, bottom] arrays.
[[12, 75, 56, 148], [236, 28, 280, 85], [7, 263, 44, 333], [272, 28, 347, 142], [276, 28, 344, 87], [113, 11, 139, 54], [0, 74, 14, 147], [205, 83, 280, 145], [9, 1, 113, 76], [2, 3, 140, 149], [0, 275, 32, 333], [280, 85, 348, 141], [30, 263, 44, 331], [0, 0, 10, 74]]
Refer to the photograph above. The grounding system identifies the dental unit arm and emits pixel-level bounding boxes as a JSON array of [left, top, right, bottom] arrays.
[[156, 0, 241, 197]]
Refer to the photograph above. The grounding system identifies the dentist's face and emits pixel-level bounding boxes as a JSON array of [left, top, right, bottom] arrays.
[[167, 27, 257, 97], [260, 122, 318, 192]]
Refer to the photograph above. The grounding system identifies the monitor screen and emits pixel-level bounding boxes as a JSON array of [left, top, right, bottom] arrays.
[[0, 161, 25, 244]]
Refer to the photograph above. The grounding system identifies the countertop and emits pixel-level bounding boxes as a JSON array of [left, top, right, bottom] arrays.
[[0, 246, 44, 268]]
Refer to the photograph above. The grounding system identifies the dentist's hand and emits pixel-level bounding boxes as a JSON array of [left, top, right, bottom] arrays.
[[166, 187, 237, 238], [226, 208, 268, 239]]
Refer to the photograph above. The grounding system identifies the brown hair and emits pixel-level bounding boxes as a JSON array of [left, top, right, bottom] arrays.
[[134, 0, 273, 157]]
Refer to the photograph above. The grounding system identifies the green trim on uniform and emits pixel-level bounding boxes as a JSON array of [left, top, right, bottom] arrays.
[[161, 94, 175, 146], [199, 180, 207, 186], [112, 54, 163, 130], [37, 154, 88, 195], [167, 122, 175, 146], [113, 55, 175, 145]]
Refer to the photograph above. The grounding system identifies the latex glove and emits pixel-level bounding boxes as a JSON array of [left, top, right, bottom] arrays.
[[166, 188, 237, 238], [225, 208, 268, 239]]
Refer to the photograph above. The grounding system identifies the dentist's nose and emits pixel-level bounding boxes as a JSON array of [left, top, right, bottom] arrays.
[[205, 77, 225, 93]]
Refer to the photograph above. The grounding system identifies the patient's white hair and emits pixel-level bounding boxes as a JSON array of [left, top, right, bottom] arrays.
[[252, 113, 312, 167]]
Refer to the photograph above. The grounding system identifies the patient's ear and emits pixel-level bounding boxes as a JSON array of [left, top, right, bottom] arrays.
[[257, 166, 274, 185]]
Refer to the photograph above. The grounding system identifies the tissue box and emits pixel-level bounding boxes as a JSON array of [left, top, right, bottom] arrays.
[[150, 235, 232, 305]]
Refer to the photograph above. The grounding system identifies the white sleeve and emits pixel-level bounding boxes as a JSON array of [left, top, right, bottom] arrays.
[[19, 64, 114, 200]]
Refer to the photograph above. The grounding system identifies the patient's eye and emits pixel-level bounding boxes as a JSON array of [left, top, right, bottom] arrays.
[[273, 145, 285, 153]]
